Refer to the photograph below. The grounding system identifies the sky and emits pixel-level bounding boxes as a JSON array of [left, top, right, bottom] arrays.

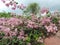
[[0, 0, 60, 14]]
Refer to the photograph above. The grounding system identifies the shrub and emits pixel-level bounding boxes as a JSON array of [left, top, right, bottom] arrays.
[[0, 15, 59, 45], [0, 12, 11, 18]]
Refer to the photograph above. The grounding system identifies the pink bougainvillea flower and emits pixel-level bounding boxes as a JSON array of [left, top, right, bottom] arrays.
[[0, 26, 10, 36], [9, 1, 13, 6], [5, 3, 10, 7], [3, 28, 10, 36], [41, 17, 51, 25], [1, 0, 6, 3], [10, 31, 17, 36], [40, 7, 49, 14], [17, 30, 24, 39], [45, 25, 53, 32], [27, 20, 38, 28], [17, 35, 24, 40], [45, 23, 58, 33], [1, 0, 26, 10], [50, 23, 58, 31], [3, 28, 10, 33], [27, 24, 33, 28], [33, 24, 38, 28], [27, 20, 35, 28], [12, 7, 16, 10], [7, 17, 23, 28], [20, 4, 26, 9], [17, 4, 26, 10], [13, 3, 17, 8], [0, 26, 6, 31], [20, 30, 24, 36], [0, 18, 8, 25]]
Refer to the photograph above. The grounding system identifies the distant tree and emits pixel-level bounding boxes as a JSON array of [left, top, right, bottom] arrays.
[[24, 3, 40, 15]]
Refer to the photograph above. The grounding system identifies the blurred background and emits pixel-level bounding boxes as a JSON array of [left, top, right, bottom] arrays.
[[0, 0, 60, 14]]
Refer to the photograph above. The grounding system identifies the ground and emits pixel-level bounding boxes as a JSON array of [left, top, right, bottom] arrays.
[[45, 31, 60, 45]]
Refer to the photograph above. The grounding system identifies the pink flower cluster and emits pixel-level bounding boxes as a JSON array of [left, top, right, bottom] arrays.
[[0, 26, 16, 37], [40, 7, 49, 14], [7, 17, 23, 27], [1, 0, 26, 10], [40, 17, 58, 33], [0, 17, 24, 39], [27, 20, 38, 28], [41, 17, 51, 25], [45, 23, 58, 33], [18, 30, 24, 39], [0, 15, 59, 40]]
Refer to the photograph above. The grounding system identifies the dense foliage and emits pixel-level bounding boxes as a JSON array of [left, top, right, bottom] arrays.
[[0, 14, 60, 45], [0, 12, 11, 18]]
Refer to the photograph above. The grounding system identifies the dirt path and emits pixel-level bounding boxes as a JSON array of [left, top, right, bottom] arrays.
[[45, 31, 60, 45]]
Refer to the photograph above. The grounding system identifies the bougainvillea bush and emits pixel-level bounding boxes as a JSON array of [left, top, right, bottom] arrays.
[[0, 14, 60, 45]]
